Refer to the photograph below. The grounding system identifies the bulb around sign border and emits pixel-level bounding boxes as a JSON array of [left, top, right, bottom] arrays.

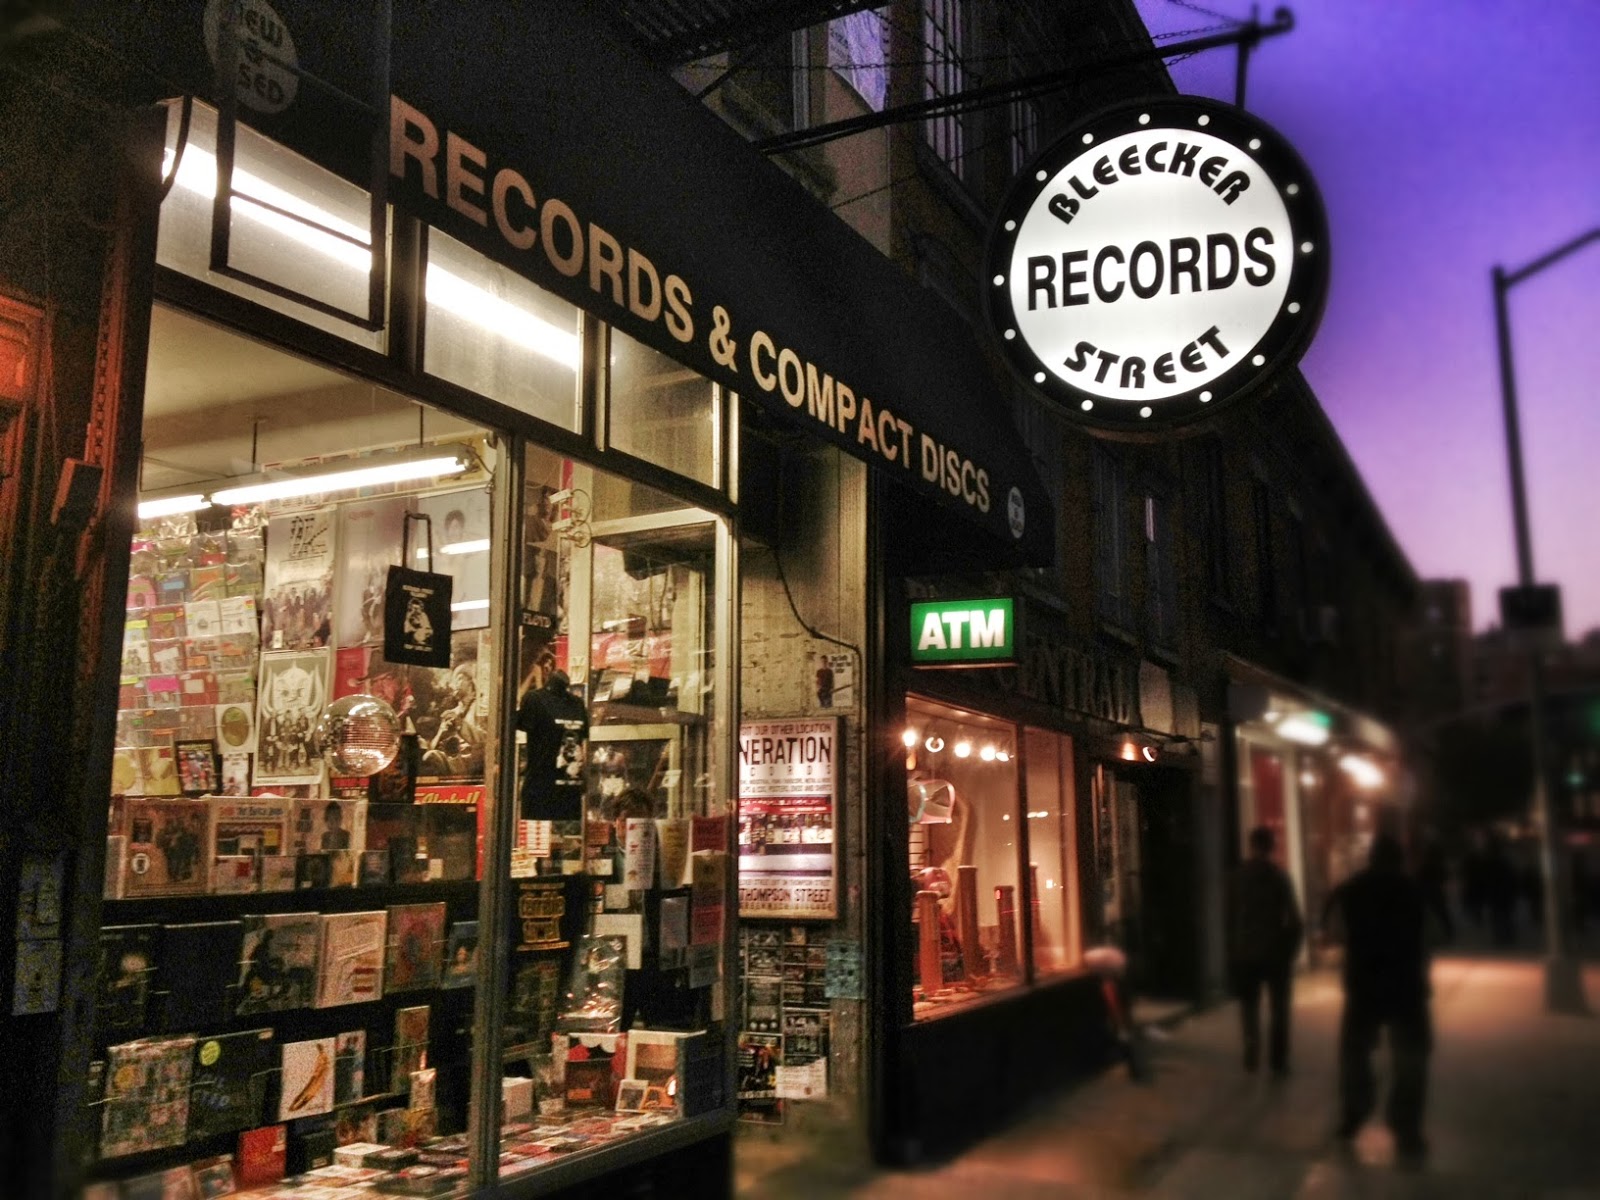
[[984, 95, 1329, 436]]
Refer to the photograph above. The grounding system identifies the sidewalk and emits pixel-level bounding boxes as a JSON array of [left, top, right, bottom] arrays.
[[737, 958, 1600, 1198]]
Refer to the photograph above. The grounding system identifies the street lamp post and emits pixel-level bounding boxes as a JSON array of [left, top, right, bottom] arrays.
[[1491, 226, 1598, 1016]]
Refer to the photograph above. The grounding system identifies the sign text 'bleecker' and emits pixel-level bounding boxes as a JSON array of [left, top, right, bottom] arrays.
[[390, 97, 995, 518], [985, 97, 1328, 431], [909, 598, 1016, 666]]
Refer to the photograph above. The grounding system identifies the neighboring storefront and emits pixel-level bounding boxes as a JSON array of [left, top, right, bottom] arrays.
[[873, 588, 1206, 1160], [34, 3, 1053, 1197], [1227, 658, 1405, 945]]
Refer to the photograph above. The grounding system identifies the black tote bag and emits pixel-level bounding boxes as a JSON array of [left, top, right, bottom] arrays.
[[384, 512, 453, 667]]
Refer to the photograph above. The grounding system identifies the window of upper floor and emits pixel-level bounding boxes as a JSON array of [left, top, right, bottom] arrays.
[[923, 0, 972, 181], [829, 8, 888, 111], [1144, 488, 1179, 652], [1093, 444, 1133, 632]]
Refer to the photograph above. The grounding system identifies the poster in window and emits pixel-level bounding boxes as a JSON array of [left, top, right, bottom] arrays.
[[336, 497, 409, 648], [253, 650, 329, 787], [261, 508, 335, 651], [737, 717, 839, 920], [418, 487, 490, 630]]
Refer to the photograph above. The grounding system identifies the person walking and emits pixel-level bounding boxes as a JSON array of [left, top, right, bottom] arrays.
[[1225, 825, 1304, 1076], [1323, 833, 1434, 1163]]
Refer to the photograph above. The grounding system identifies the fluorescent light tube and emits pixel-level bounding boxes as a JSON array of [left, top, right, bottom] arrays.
[[137, 493, 209, 519], [210, 453, 467, 507]]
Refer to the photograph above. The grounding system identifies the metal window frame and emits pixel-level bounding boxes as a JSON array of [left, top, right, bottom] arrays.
[[209, 0, 392, 332]]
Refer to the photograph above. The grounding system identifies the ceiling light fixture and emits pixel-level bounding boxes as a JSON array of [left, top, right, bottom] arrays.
[[136, 493, 209, 520], [901, 729, 919, 749], [208, 446, 470, 508], [953, 740, 972, 758]]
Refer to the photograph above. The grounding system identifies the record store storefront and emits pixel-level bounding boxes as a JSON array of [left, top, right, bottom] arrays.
[[86, 92, 739, 1200], [50, 3, 1051, 1197]]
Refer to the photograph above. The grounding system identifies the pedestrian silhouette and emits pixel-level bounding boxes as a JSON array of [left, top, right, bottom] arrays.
[[1225, 825, 1303, 1076], [1323, 833, 1433, 1163]]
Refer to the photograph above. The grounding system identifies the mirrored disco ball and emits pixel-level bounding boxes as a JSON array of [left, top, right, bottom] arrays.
[[316, 694, 400, 777]]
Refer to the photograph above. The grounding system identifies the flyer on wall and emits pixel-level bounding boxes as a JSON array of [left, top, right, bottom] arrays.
[[737, 717, 839, 920]]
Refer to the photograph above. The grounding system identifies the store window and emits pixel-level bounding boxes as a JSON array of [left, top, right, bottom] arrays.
[[1022, 727, 1081, 976], [498, 448, 730, 1168], [607, 327, 719, 487], [98, 306, 495, 1196], [1144, 490, 1178, 651], [829, 8, 888, 111], [158, 101, 386, 351], [424, 230, 582, 432], [1093, 445, 1133, 631], [90, 104, 738, 1192], [904, 697, 1024, 1018], [922, 0, 970, 180]]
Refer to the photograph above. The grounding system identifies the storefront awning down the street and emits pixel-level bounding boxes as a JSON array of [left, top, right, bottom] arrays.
[[74, 0, 1054, 567]]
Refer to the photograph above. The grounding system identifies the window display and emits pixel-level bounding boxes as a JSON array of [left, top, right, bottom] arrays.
[[92, 310, 492, 1196], [904, 698, 1025, 1018], [492, 451, 730, 1171]]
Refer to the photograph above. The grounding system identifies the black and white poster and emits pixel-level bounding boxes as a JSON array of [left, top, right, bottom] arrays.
[[336, 497, 409, 648], [262, 509, 336, 651], [254, 649, 330, 787]]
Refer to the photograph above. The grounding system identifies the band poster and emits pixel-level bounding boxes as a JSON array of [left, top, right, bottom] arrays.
[[737, 717, 839, 921]]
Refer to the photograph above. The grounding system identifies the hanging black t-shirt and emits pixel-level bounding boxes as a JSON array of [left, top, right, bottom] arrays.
[[516, 683, 589, 820]]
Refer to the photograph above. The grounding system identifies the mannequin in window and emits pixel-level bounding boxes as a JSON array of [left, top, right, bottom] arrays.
[[517, 667, 589, 820]]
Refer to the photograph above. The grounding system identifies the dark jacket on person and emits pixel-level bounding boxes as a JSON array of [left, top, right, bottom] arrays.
[[1227, 857, 1304, 967], [1325, 854, 1429, 1014]]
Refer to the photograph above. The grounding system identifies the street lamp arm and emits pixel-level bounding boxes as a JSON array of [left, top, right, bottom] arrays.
[[1488, 224, 1598, 1016], [1501, 227, 1600, 289]]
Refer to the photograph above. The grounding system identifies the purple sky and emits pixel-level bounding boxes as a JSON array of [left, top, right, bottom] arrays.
[[1137, 1, 1600, 636]]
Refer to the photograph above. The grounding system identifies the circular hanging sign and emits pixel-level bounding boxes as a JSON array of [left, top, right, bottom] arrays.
[[984, 96, 1328, 434]]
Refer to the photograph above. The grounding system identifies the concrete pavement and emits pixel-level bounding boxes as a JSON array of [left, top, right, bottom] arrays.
[[736, 957, 1600, 1198]]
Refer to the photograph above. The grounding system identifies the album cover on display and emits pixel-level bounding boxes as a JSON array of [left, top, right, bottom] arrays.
[[156, 920, 244, 1031], [279, 1037, 336, 1121], [190, 1154, 238, 1199], [334, 1029, 366, 1106], [209, 795, 292, 861], [236, 1124, 288, 1189], [120, 1165, 198, 1200], [100, 1036, 196, 1158], [441, 921, 479, 989], [358, 849, 391, 887], [187, 1027, 273, 1140], [315, 911, 388, 1008], [385, 903, 447, 994], [175, 739, 220, 796], [123, 799, 213, 898], [289, 798, 367, 857], [259, 855, 298, 893], [237, 912, 321, 1016], [104, 834, 128, 899], [98, 924, 160, 1032], [391, 1005, 430, 1096]]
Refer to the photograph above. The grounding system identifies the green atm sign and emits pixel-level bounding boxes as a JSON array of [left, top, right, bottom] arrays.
[[909, 598, 1017, 667]]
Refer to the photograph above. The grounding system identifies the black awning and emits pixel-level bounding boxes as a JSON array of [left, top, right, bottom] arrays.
[[75, 0, 1054, 565]]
